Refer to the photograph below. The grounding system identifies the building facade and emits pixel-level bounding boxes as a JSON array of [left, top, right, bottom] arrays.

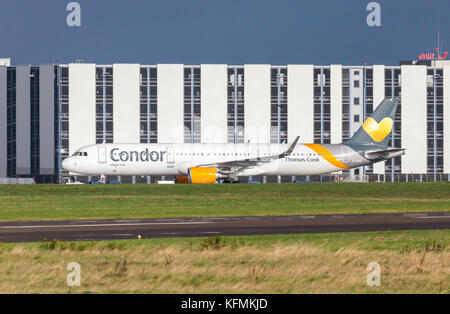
[[1, 60, 449, 183]]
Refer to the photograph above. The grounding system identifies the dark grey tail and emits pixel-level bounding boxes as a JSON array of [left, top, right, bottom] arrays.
[[345, 98, 398, 149]]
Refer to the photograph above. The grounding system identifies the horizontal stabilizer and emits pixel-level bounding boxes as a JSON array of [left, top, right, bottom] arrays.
[[365, 148, 405, 160]]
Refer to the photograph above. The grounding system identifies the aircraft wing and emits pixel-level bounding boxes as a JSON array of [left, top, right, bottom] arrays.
[[196, 136, 300, 173]]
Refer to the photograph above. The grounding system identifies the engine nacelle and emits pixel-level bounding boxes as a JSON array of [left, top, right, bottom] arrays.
[[175, 176, 189, 184], [188, 167, 224, 184]]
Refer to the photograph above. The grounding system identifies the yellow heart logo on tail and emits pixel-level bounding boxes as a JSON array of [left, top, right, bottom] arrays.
[[362, 117, 393, 142]]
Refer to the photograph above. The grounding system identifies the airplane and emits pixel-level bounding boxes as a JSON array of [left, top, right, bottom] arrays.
[[62, 98, 405, 183]]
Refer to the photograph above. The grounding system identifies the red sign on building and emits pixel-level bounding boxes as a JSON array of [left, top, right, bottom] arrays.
[[418, 48, 448, 60]]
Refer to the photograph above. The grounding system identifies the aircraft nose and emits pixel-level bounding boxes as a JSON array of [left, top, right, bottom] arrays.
[[62, 158, 73, 171]]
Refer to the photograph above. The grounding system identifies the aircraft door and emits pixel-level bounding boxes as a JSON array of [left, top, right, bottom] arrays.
[[167, 147, 175, 163], [98, 146, 107, 163]]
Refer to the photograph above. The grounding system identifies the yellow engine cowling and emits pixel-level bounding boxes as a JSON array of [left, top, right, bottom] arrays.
[[175, 176, 189, 184], [188, 167, 222, 184]]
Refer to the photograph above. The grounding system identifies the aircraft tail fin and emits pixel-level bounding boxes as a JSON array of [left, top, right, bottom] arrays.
[[345, 98, 398, 149]]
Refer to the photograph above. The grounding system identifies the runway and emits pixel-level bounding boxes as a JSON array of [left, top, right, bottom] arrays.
[[0, 212, 450, 243]]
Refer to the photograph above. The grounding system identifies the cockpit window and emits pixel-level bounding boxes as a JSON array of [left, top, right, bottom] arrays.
[[73, 151, 88, 157]]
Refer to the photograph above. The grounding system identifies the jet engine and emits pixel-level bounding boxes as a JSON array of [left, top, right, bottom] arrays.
[[188, 167, 226, 184]]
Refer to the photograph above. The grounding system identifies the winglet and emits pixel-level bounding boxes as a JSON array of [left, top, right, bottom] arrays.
[[279, 136, 300, 158]]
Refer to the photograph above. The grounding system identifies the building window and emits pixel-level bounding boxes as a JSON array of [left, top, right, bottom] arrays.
[[270, 67, 287, 144], [140, 67, 158, 144], [354, 115, 360, 123], [354, 97, 360, 105], [313, 67, 331, 144], [354, 80, 360, 88], [30, 67, 40, 176], [95, 67, 113, 144], [184, 67, 201, 143], [228, 67, 245, 143]]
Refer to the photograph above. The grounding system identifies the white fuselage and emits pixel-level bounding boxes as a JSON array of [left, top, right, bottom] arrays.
[[62, 143, 368, 177]]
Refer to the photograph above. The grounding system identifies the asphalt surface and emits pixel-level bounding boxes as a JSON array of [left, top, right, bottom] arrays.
[[0, 212, 449, 243]]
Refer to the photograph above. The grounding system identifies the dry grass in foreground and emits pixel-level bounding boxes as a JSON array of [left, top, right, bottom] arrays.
[[0, 238, 448, 294]]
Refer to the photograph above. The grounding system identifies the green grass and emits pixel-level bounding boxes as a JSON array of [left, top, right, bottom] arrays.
[[0, 182, 449, 222]]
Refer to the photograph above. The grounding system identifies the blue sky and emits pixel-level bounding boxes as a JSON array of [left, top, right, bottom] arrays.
[[1, 0, 449, 65]]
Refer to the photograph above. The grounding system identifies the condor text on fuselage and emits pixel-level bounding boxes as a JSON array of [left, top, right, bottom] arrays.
[[110, 148, 166, 163]]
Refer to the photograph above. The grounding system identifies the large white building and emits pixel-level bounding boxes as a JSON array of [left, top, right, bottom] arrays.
[[1, 60, 449, 183]]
